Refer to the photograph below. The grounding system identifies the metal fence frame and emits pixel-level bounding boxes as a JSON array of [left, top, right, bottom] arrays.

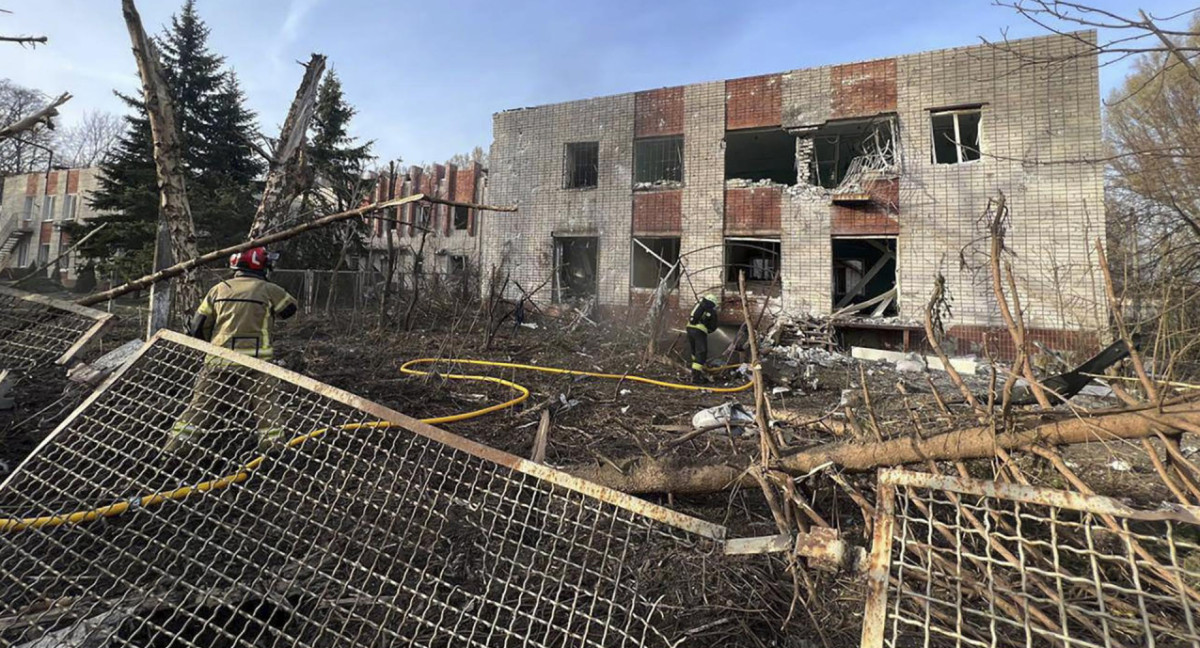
[[0, 330, 736, 648], [0, 285, 112, 369], [862, 467, 1200, 648]]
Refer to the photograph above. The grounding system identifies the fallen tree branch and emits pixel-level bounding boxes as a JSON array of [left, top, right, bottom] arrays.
[[77, 194, 427, 307], [564, 400, 1200, 494], [0, 92, 70, 140], [0, 35, 47, 46]]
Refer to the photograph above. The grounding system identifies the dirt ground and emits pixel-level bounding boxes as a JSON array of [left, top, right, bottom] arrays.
[[1, 298, 1184, 646]]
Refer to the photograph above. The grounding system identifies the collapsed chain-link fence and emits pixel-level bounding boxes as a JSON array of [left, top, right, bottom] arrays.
[[0, 331, 726, 648], [0, 286, 112, 371], [862, 468, 1200, 648]]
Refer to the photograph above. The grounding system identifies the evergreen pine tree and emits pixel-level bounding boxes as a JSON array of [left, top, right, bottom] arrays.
[[74, 97, 157, 278], [79, 0, 262, 274]]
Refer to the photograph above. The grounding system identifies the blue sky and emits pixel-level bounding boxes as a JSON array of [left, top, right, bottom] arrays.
[[2, 0, 1196, 166]]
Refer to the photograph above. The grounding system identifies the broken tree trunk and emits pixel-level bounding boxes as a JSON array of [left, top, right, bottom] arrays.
[[246, 54, 326, 240], [0, 92, 70, 141], [77, 195, 425, 307], [121, 0, 200, 323], [563, 400, 1200, 494]]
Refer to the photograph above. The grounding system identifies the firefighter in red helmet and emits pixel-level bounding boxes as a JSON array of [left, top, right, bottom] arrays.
[[166, 247, 298, 453]]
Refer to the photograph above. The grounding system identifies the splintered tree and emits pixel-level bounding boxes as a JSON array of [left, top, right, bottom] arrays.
[[79, 0, 262, 281], [284, 70, 375, 271], [120, 0, 200, 328]]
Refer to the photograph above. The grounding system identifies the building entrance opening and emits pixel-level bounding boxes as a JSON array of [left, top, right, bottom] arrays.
[[553, 236, 598, 303]]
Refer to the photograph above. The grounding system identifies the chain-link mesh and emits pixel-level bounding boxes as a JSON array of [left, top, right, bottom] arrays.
[[0, 331, 724, 648], [862, 468, 1200, 648], [0, 287, 112, 371]]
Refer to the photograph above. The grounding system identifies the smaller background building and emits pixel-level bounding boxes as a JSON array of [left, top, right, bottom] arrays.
[[0, 167, 101, 286], [363, 161, 486, 283]]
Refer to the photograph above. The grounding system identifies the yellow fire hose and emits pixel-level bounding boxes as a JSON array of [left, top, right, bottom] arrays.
[[1, 359, 751, 532]]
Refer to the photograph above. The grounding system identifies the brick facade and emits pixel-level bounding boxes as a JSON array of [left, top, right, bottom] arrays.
[[364, 159, 486, 279], [831, 179, 899, 236], [483, 32, 1106, 354], [632, 190, 682, 234], [635, 87, 684, 137], [831, 59, 897, 119], [725, 74, 781, 130], [725, 187, 781, 234]]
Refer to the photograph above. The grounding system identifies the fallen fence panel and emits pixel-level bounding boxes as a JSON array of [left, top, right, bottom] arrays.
[[0, 330, 726, 648], [0, 286, 112, 370], [862, 467, 1200, 648]]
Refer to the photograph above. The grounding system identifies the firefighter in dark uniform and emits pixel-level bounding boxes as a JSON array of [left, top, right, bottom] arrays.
[[686, 294, 719, 384], [166, 247, 298, 453]]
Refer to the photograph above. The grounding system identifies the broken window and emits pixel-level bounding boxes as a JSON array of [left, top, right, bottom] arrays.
[[724, 237, 781, 293], [553, 236, 598, 302], [631, 237, 680, 289], [725, 128, 797, 185], [448, 254, 468, 275], [564, 141, 599, 189], [634, 136, 683, 187], [808, 117, 897, 189], [831, 238, 897, 316], [454, 204, 469, 230], [931, 108, 982, 164]]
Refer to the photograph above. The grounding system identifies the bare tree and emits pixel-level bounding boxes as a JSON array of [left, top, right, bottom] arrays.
[[986, 2, 1200, 99], [0, 80, 58, 174], [53, 110, 124, 167], [446, 145, 489, 170]]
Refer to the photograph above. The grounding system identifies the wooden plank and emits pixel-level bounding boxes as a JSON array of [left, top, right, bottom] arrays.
[[532, 409, 550, 464]]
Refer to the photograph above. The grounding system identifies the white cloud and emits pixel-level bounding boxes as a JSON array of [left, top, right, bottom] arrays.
[[270, 0, 322, 69]]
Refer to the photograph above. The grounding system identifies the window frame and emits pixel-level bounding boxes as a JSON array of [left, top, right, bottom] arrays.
[[630, 236, 682, 290], [633, 136, 684, 187], [563, 141, 600, 190], [929, 107, 983, 165], [723, 237, 781, 287], [453, 204, 469, 231], [40, 196, 56, 221], [61, 194, 77, 222]]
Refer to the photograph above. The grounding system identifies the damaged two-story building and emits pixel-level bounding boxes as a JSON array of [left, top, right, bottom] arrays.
[[481, 31, 1107, 356]]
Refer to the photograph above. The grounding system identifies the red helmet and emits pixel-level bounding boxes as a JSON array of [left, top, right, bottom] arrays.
[[230, 247, 270, 271]]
